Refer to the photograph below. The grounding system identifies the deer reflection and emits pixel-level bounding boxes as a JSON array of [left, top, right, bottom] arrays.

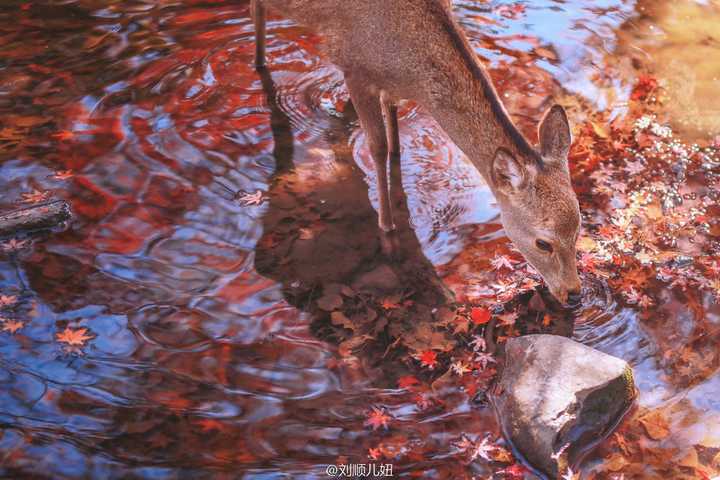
[[253, 65, 452, 347]]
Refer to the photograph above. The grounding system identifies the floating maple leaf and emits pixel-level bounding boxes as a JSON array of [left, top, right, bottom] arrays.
[[21, 189, 51, 204], [497, 310, 519, 327], [490, 278, 520, 302], [380, 297, 401, 310], [417, 350, 438, 369], [397, 375, 420, 389], [491, 254, 516, 271], [364, 407, 391, 431], [0, 294, 18, 307], [52, 170, 74, 180], [470, 307, 491, 326], [469, 335, 487, 352], [197, 418, 224, 433], [0, 238, 30, 252], [56, 327, 94, 346], [448, 313, 471, 334], [624, 287, 654, 308], [474, 352, 496, 370], [470, 436, 497, 462], [579, 252, 600, 273], [414, 393, 434, 410], [495, 3, 526, 19], [52, 130, 76, 141], [1, 319, 24, 334], [637, 294, 655, 309], [497, 463, 528, 479], [624, 160, 645, 175], [451, 360, 471, 376], [519, 277, 541, 292], [454, 435, 475, 452], [235, 189, 266, 206], [368, 447, 382, 460], [631, 75, 658, 102]]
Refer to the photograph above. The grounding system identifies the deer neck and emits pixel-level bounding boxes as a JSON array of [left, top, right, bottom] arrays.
[[420, 44, 539, 186]]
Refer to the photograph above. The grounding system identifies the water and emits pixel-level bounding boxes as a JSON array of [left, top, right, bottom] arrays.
[[1, 1, 719, 478]]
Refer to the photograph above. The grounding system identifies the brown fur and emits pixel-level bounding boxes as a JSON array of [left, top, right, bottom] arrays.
[[253, 0, 582, 303]]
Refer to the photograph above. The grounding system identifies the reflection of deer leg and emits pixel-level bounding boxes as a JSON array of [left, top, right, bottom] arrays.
[[252, 0, 266, 68], [257, 66, 295, 175], [345, 77, 394, 233]]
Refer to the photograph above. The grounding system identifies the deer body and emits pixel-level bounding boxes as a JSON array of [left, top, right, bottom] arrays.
[[252, 0, 582, 304]]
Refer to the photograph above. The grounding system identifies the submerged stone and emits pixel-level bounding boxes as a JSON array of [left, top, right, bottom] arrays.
[[492, 334, 636, 478]]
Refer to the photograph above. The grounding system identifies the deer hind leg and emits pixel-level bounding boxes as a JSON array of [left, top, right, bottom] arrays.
[[251, 0, 266, 68], [345, 78, 395, 232]]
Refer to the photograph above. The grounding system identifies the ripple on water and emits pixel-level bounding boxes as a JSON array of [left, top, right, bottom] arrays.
[[573, 276, 678, 406]]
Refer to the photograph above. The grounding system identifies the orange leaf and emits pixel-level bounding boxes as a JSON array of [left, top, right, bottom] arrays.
[[364, 407, 391, 430], [1, 319, 24, 334], [56, 327, 94, 346], [639, 410, 670, 440]]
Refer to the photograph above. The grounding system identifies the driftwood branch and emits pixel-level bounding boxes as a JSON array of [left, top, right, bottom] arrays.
[[0, 200, 72, 238]]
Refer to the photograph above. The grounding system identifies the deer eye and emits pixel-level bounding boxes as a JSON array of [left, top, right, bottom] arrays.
[[535, 239, 553, 253]]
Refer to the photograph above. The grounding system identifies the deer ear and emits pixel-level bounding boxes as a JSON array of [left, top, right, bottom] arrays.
[[538, 104, 571, 161], [492, 148, 528, 194]]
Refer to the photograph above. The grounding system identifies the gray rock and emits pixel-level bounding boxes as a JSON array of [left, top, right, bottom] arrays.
[[492, 334, 636, 478]]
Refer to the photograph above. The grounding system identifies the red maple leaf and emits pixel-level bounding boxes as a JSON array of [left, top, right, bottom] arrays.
[[498, 463, 529, 479], [631, 75, 658, 102], [417, 350, 438, 369], [197, 418, 225, 433], [364, 407, 391, 430], [368, 447, 382, 460], [470, 307, 491, 326], [397, 375, 420, 389]]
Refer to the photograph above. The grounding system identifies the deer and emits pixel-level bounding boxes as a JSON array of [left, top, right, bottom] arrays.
[[249, 0, 582, 305]]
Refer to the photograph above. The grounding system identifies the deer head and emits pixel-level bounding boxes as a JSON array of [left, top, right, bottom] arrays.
[[491, 105, 582, 305]]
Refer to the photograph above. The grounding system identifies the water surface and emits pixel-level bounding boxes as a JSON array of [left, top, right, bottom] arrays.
[[1, 0, 719, 478]]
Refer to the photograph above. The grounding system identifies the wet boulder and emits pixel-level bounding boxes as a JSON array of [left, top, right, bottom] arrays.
[[492, 334, 636, 478]]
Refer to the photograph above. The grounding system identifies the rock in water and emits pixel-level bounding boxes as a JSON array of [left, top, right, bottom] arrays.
[[492, 334, 636, 478]]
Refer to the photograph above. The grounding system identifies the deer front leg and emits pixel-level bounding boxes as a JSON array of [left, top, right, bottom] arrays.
[[251, 0, 266, 68], [381, 91, 400, 159], [345, 78, 395, 232]]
